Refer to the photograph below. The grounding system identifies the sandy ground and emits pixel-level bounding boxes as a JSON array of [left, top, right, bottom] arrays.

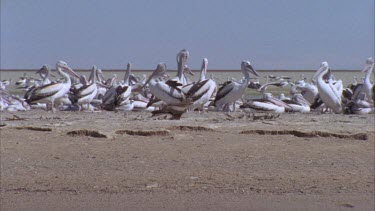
[[0, 110, 374, 210]]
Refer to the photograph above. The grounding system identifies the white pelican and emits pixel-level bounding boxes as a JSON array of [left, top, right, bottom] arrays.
[[101, 63, 132, 110], [0, 89, 30, 112], [262, 93, 293, 111], [282, 97, 310, 113], [257, 80, 289, 94], [143, 63, 189, 105], [70, 66, 98, 111], [0, 80, 11, 90], [166, 49, 192, 87], [36, 65, 54, 85], [344, 93, 374, 114], [101, 87, 118, 111], [15, 73, 28, 87], [352, 58, 374, 101], [315, 62, 342, 113], [117, 62, 132, 105], [132, 100, 156, 111], [185, 58, 217, 111], [143, 63, 192, 119], [94, 69, 107, 99], [25, 61, 79, 112], [240, 100, 286, 114], [89, 68, 105, 84], [214, 61, 260, 111], [295, 83, 318, 104]]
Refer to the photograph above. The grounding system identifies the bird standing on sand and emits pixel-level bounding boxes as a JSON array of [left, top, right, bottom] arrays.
[[214, 60, 260, 111], [25, 61, 80, 112]]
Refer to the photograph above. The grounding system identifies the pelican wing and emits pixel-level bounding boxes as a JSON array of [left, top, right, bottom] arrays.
[[116, 85, 129, 95], [214, 81, 234, 104], [115, 86, 130, 105], [24, 85, 37, 100], [241, 100, 276, 112], [351, 84, 364, 100], [310, 95, 324, 109], [328, 81, 342, 105], [292, 94, 311, 106], [75, 84, 96, 98], [165, 80, 183, 90], [101, 87, 117, 106], [248, 82, 261, 89], [266, 96, 293, 111], [146, 95, 162, 108], [155, 82, 186, 102], [186, 79, 211, 101], [342, 88, 353, 100], [282, 99, 301, 106], [25, 82, 60, 103]]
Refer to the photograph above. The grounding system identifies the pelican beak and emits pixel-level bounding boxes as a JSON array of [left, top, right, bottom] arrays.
[[142, 63, 166, 88], [248, 64, 260, 77], [142, 70, 157, 89], [36, 68, 43, 74], [184, 66, 195, 76], [361, 63, 372, 73], [97, 82, 111, 89], [63, 66, 80, 78], [312, 65, 326, 80], [98, 71, 105, 82]]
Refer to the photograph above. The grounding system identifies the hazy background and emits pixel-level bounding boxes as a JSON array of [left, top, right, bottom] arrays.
[[1, 0, 374, 70]]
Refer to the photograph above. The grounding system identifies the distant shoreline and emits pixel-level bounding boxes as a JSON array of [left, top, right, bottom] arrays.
[[0, 69, 360, 72]]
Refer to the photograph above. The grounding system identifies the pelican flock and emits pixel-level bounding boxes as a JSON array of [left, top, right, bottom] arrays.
[[1, 51, 374, 117]]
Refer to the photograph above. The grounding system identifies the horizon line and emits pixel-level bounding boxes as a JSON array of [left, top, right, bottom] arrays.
[[0, 69, 361, 72]]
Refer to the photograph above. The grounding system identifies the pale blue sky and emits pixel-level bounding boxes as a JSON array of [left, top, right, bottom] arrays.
[[1, 0, 374, 70]]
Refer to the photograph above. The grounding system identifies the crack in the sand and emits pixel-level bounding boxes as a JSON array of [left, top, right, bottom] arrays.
[[67, 130, 107, 138], [240, 130, 368, 140], [116, 129, 170, 136]]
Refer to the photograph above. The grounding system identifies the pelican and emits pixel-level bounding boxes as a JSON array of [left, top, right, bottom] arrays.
[[94, 69, 107, 99], [282, 96, 310, 113], [89, 68, 105, 84], [214, 61, 260, 111], [263, 93, 293, 111], [36, 65, 54, 85], [352, 58, 374, 101], [117, 62, 133, 105], [101, 86, 118, 111], [132, 100, 156, 111], [315, 62, 342, 113], [24, 65, 55, 102], [100, 63, 132, 111], [344, 93, 374, 114], [295, 83, 318, 104], [70, 66, 98, 111], [257, 80, 289, 93], [240, 100, 286, 114], [143, 63, 189, 105], [25, 61, 79, 112], [15, 73, 28, 87], [0, 89, 30, 112], [143, 63, 192, 119], [0, 80, 11, 90], [166, 49, 192, 87], [185, 58, 217, 111]]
